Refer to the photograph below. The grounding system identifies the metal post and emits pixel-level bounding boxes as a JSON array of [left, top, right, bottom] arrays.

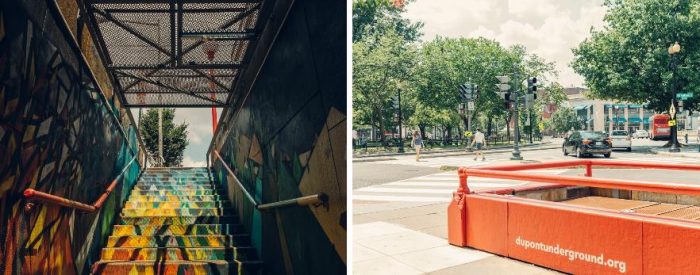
[[529, 108, 533, 144], [511, 70, 523, 160], [669, 52, 681, 152], [158, 108, 164, 166], [398, 88, 405, 153]]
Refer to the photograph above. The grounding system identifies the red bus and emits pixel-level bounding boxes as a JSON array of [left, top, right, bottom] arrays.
[[649, 114, 670, 140]]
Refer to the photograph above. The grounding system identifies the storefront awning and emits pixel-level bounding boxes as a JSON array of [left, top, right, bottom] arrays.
[[612, 117, 627, 123], [628, 117, 642, 123]]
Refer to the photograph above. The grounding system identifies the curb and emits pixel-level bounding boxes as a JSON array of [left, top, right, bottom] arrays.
[[353, 143, 560, 163], [649, 147, 700, 159], [353, 141, 551, 158]]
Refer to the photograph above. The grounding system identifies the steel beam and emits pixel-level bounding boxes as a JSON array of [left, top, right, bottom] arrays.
[[93, 9, 172, 57], [120, 2, 260, 91], [104, 8, 247, 14], [125, 103, 227, 108], [109, 63, 241, 70], [114, 70, 226, 105]]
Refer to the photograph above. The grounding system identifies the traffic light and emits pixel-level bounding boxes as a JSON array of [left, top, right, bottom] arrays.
[[496, 75, 511, 109], [527, 77, 537, 93]]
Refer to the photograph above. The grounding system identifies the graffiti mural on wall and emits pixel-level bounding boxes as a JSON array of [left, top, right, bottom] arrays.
[[0, 1, 141, 274], [211, 0, 346, 274]]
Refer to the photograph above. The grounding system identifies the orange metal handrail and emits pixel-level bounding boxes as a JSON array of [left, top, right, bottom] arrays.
[[457, 159, 700, 196], [23, 155, 139, 212], [211, 149, 327, 211]]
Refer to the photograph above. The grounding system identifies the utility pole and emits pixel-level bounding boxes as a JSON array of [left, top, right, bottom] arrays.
[[158, 108, 163, 166]]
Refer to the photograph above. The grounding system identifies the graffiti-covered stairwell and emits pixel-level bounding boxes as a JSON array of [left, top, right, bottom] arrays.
[[92, 168, 262, 274]]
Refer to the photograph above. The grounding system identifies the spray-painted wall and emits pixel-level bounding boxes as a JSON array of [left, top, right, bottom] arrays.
[[0, 1, 142, 274], [212, 0, 346, 274]]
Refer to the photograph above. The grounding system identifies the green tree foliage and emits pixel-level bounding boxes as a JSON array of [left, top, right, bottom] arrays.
[[572, 0, 700, 113], [352, 0, 423, 43], [412, 38, 559, 137], [550, 107, 582, 134], [353, 28, 417, 141], [140, 109, 189, 167]]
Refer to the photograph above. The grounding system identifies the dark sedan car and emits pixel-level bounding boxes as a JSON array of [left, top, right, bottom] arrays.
[[563, 131, 612, 158]]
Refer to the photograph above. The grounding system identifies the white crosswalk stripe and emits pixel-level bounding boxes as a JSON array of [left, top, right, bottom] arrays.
[[353, 169, 570, 203], [613, 156, 700, 164], [382, 155, 510, 168]]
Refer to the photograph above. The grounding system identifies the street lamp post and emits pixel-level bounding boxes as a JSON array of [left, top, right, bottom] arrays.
[[397, 88, 405, 153], [669, 41, 681, 152]]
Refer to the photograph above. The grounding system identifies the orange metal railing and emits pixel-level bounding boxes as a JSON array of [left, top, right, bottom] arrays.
[[456, 159, 700, 196], [23, 155, 140, 212]]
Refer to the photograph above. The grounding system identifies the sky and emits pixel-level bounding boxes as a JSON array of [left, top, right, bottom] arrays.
[[403, 0, 608, 88], [132, 108, 220, 166]]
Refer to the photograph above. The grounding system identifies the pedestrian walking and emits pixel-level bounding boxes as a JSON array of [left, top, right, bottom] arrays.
[[471, 128, 486, 161], [412, 130, 423, 162]]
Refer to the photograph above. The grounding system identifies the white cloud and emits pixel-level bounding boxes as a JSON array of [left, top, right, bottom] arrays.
[[508, 0, 558, 18], [182, 155, 206, 167], [468, 26, 496, 39], [403, 0, 607, 87]]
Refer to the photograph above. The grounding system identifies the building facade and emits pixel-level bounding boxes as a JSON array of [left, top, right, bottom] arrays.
[[565, 88, 687, 134]]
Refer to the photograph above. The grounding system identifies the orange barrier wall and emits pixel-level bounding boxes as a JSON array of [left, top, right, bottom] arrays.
[[507, 199, 642, 274], [451, 194, 700, 274], [642, 221, 700, 274]]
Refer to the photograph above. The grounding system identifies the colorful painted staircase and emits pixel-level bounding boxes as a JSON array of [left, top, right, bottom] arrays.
[[92, 167, 262, 274]]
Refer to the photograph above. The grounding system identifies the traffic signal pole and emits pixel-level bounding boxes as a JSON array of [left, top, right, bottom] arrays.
[[511, 73, 523, 160]]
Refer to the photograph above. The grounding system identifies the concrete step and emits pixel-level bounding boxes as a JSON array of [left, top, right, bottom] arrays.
[[129, 190, 220, 196], [123, 201, 228, 209], [134, 184, 216, 191], [119, 215, 238, 225], [105, 234, 251, 248], [99, 246, 258, 261], [126, 195, 223, 202], [111, 224, 244, 237], [136, 181, 213, 186], [132, 185, 222, 191], [139, 176, 210, 181], [92, 259, 263, 274], [121, 208, 234, 217]]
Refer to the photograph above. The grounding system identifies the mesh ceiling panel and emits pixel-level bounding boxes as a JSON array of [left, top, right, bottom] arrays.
[[84, 0, 263, 107]]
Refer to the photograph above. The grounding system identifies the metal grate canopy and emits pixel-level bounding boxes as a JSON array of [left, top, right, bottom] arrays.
[[80, 0, 264, 107]]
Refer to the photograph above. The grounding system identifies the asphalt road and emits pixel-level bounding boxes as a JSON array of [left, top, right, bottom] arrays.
[[353, 138, 698, 189]]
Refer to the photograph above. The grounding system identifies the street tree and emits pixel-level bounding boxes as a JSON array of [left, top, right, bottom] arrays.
[[550, 107, 582, 135], [140, 108, 189, 167], [352, 0, 423, 43], [572, 0, 700, 113], [353, 28, 417, 142]]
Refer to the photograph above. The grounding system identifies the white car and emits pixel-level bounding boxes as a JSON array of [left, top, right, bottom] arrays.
[[610, 130, 632, 151], [632, 130, 649, 139]]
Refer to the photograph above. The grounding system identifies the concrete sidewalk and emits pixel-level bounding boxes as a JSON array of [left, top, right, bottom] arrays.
[[354, 142, 559, 163], [353, 201, 563, 275], [650, 145, 700, 158]]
